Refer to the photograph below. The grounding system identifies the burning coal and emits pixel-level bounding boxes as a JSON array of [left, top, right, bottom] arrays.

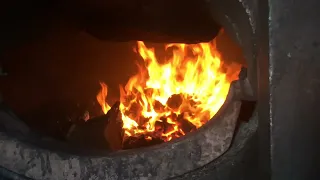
[[96, 40, 240, 144]]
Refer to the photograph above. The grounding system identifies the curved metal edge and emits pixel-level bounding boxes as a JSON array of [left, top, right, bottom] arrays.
[[0, 83, 241, 180], [0, 166, 32, 180], [172, 111, 258, 180], [208, 0, 257, 98]]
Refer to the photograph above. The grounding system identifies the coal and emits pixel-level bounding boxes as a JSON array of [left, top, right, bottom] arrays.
[[104, 102, 124, 151], [67, 99, 104, 124], [66, 115, 110, 150], [162, 121, 175, 134], [177, 114, 197, 134], [66, 102, 123, 151], [125, 102, 141, 120], [180, 119, 197, 134], [155, 120, 164, 131], [137, 115, 150, 126], [167, 94, 183, 110], [123, 135, 164, 150], [154, 100, 165, 112], [66, 99, 198, 151]]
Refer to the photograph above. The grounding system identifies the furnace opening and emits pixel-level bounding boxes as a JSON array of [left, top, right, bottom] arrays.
[[1, 28, 247, 152], [65, 29, 245, 151], [0, 0, 260, 178], [94, 39, 240, 150]]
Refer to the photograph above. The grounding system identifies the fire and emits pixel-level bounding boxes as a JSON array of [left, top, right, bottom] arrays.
[[97, 40, 240, 143], [96, 82, 111, 113]]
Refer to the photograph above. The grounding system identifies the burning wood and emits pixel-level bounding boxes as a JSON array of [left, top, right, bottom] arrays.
[[166, 94, 183, 110], [93, 40, 241, 147], [66, 98, 200, 150], [104, 102, 123, 151], [66, 102, 123, 151], [66, 39, 241, 150]]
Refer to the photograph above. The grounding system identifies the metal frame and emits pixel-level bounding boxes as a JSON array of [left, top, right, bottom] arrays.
[[258, 0, 320, 179]]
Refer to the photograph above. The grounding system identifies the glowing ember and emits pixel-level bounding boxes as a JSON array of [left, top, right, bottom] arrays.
[[97, 39, 240, 142]]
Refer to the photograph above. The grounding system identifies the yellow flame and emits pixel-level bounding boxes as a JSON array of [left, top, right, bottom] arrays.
[[97, 39, 240, 141], [96, 82, 111, 113]]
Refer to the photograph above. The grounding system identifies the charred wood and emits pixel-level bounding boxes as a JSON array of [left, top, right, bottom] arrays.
[[177, 114, 197, 134], [104, 102, 124, 151], [167, 94, 183, 110], [66, 102, 123, 151]]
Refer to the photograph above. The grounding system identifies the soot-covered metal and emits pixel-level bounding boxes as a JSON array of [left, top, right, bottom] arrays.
[[0, 85, 241, 180]]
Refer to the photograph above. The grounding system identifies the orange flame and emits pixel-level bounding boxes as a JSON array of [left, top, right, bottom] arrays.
[[97, 40, 240, 142], [96, 82, 111, 113]]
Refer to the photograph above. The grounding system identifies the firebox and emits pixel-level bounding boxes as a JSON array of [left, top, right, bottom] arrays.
[[1, 0, 320, 179], [1, 0, 257, 179], [63, 32, 245, 151]]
